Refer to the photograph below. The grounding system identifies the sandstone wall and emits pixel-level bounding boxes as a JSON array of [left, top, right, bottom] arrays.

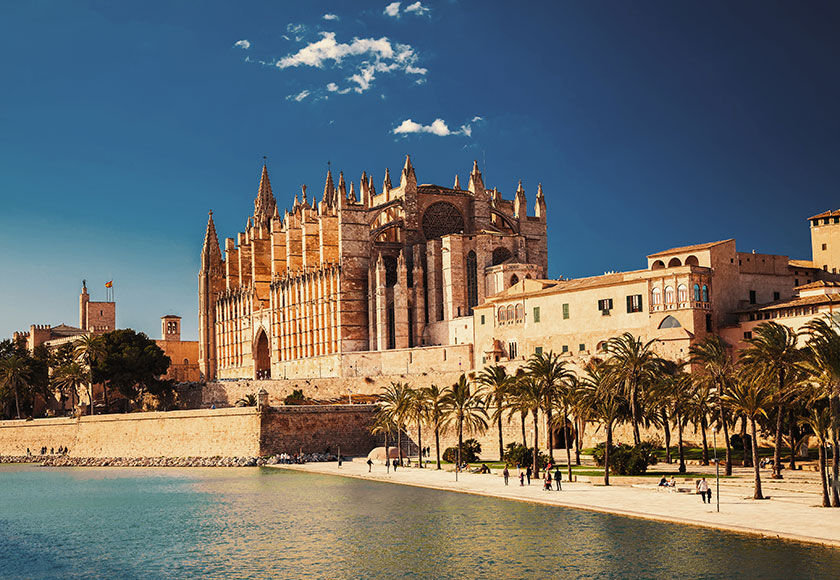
[[260, 405, 378, 456], [0, 408, 261, 458]]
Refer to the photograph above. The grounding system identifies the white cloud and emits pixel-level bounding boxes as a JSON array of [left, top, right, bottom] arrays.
[[234, 39, 251, 50], [404, 2, 430, 15], [286, 90, 311, 102], [277, 32, 396, 68], [286, 23, 307, 42], [323, 13, 339, 21], [471, 116, 484, 122], [393, 118, 472, 137], [384, 2, 401, 17]]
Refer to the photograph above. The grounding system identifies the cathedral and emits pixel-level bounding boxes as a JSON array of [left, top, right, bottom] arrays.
[[199, 156, 548, 380]]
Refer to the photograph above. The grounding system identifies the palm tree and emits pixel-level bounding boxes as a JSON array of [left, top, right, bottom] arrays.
[[514, 375, 544, 477], [741, 322, 801, 479], [604, 333, 660, 445], [801, 402, 832, 507], [74, 334, 103, 415], [577, 359, 623, 486], [371, 411, 396, 469], [527, 351, 574, 465], [0, 355, 31, 419], [802, 316, 840, 506], [661, 363, 695, 474], [504, 373, 532, 449], [422, 384, 448, 469], [235, 393, 258, 407], [690, 378, 712, 466], [442, 375, 488, 473], [52, 362, 86, 414], [722, 373, 774, 500], [476, 365, 512, 461], [690, 335, 735, 475], [378, 381, 412, 466], [407, 387, 427, 467]]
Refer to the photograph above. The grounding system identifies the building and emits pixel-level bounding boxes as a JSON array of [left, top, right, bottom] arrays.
[[13, 280, 116, 351], [199, 157, 548, 381], [156, 315, 200, 383]]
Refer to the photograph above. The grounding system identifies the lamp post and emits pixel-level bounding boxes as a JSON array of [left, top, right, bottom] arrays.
[[712, 427, 720, 513]]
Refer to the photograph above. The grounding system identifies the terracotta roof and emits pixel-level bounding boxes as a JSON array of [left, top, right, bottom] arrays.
[[795, 280, 840, 290], [484, 270, 650, 304], [51, 324, 84, 336], [788, 259, 816, 269], [737, 293, 840, 313], [647, 239, 734, 259], [809, 210, 840, 221]]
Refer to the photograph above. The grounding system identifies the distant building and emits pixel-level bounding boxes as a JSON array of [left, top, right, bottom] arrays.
[[155, 315, 200, 383]]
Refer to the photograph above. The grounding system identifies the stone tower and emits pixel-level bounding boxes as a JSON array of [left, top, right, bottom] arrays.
[[198, 210, 223, 381]]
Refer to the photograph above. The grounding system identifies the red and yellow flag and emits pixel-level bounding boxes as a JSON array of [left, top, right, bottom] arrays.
[[105, 280, 113, 288]]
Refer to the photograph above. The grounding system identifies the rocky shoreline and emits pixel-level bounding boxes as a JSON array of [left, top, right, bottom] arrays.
[[0, 453, 339, 468]]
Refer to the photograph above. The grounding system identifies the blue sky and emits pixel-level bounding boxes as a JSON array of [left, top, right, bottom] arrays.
[[1, 1, 839, 340]]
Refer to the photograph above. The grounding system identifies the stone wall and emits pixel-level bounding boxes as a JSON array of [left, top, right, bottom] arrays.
[[0, 408, 261, 458], [260, 405, 378, 456]]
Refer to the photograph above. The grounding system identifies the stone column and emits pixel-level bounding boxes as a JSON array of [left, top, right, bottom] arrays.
[[426, 239, 442, 323], [375, 254, 388, 351], [394, 251, 410, 349], [368, 262, 377, 350], [442, 234, 466, 320], [412, 246, 426, 346]]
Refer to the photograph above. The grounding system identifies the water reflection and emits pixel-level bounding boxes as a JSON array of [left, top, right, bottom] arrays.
[[0, 464, 838, 579]]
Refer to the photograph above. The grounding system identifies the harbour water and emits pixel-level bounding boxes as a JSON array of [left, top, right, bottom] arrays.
[[1, 463, 838, 579]]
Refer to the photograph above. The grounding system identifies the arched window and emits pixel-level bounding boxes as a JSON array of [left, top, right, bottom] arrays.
[[596, 341, 606, 352], [677, 284, 688, 303], [651, 287, 662, 306], [651, 260, 665, 270], [422, 202, 465, 240], [658, 315, 682, 329], [685, 255, 699, 267], [506, 305, 515, 322], [510, 274, 519, 287], [466, 251, 478, 313], [515, 304, 524, 323], [498, 306, 506, 324], [693, 284, 701, 302], [702, 285, 709, 302], [668, 257, 682, 268], [664, 285, 675, 304]]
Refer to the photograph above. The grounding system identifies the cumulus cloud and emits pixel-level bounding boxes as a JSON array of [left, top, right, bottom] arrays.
[[404, 2, 430, 15], [393, 118, 472, 137], [323, 13, 339, 21], [384, 2, 401, 17], [471, 116, 484, 122], [286, 90, 311, 102], [234, 39, 251, 49]]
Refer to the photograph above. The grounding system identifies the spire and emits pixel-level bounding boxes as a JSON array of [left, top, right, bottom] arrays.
[[338, 171, 347, 197], [349, 181, 357, 203], [254, 165, 276, 225], [301, 184, 308, 207], [323, 168, 335, 205], [82, 279, 88, 294], [368, 174, 376, 196], [535, 182, 546, 220], [202, 210, 222, 269], [514, 180, 527, 218], [383, 168, 392, 193], [468, 159, 485, 196], [453, 174, 460, 190], [400, 154, 416, 188]]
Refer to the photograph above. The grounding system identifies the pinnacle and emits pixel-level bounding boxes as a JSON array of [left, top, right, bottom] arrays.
[[472, 160, 480, 174], [454, 174, 460, 189], [516, 180, 525, 195], [404, 154, 413, 173]]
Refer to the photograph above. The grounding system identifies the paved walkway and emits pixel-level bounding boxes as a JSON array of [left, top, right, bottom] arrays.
[[268, 460, 840, 548]]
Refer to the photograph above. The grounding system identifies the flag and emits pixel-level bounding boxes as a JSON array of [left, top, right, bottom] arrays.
[[105, 280, 113, 288]]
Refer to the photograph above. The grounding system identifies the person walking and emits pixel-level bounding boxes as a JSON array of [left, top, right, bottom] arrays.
[[554, 468, 562, 491], [543, 471, 552, 491], [698, 478, 710, 503], [503, 465, 510, 485], [526, 465, 532, 485], [519, 470, 525, 486], [367, 458, 373, 472]]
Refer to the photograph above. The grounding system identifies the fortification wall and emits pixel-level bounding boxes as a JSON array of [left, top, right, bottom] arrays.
[[260, 405, 378, 456], [0, 408, 261, 458]]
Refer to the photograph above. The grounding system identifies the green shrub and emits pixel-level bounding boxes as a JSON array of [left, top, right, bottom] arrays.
[[442, 438, 482, 463], [284, 389, 305, 405], [503, 442, 548, 469], [593, 440, 659, 475]]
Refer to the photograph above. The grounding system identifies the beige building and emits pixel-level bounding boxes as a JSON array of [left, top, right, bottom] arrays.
[[156, 315, 200, 383], [199, 157, 548, 381]]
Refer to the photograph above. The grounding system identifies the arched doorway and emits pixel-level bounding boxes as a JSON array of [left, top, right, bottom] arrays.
[[552, 421, 576, 449], [254, 329, 270, 379]]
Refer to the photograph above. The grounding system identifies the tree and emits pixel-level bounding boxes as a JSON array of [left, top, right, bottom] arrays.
[[91, 330, 171, 411], [0, 355, 31, 419], [504, 372, 532, 449], [690, 335, 735, 475], [801, 402, 832, 507], [442, 375, 488, 473], [422, 384, 448, 469], [235, 393, 258, 407], [660, 361, 694, 474], [377, 381, 412, 465], [52, 361, 86, 414], [407, 386, 427, 468], [512, 375, 543, 477], [74, 334, 104, 415], [371, 411, 396, 469], [722, 373, 774, 500], [476, 365, 512, 462], [526, 350, 574, 465], [741, 322, 801, 479], [577, 359, 624, 486], [604, 333, 661, 445]]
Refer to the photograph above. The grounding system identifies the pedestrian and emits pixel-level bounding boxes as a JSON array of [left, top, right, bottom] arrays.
[[543, 471, 552, 491], [503, 464, 510, 485], [526, 465, 532, 485], [554, 468, 562, 491], [519, 470, 525, 486], [367, 458, 373, 472], [392, 458, 398, 472], [698, 477, 710, 503], [338, 455, 343, 468]]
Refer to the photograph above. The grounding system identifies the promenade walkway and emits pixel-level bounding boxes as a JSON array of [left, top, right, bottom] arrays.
[[270, 460, 840, 548]]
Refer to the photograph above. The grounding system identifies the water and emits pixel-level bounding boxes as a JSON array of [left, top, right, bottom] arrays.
[[1, 464, 838, 579]]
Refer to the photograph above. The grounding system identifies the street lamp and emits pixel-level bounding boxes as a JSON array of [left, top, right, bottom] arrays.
[[712, 427, 720, 513]]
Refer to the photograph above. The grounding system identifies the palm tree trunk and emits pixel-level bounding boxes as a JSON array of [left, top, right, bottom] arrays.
[[788, 409, 797, 471], [819, 442, 830, 507], [772, 404, 784, 479], [13, 385, 21, 419], [532, 409, 540, 478], [661, 409, 671, 463], [458, 419, 463, 470], [700, 415, 710, 466], [564, 404, 572, 482], [720, 398, 732, 476], [546, 406, 554, 463], [435, 424, 441, 469], [741, 415, 751, 467], [574, 417, 582, 465], [831, 394, 840, 507], [103, 382, 109, 413], [88, 382, 94, 415], [397, 427, 403, 467], [497, 403, 504, 462], [630, 382, 641, 446], [604, 421, 612, 486], [520, 412, 527, 447], [385, 432, 390, 472], [751, 417, 764, 500], [678, 414, 686, 474], [417, 419, 422, 469]]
